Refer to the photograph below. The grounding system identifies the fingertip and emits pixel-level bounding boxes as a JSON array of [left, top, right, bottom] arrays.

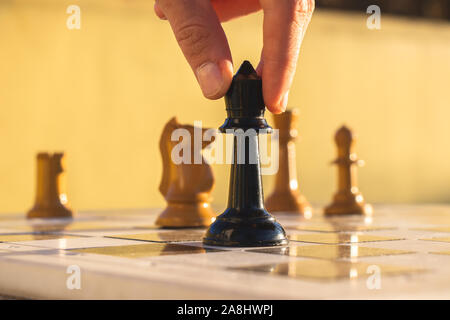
[[154, 3, 167, 20], [265, 90, 288, 114], [266, 104, 286, 114], [280, 90, 289, 110], [213, 60, 234, 99], [255, 60, 263, 76], [221, 59, 234, 93], [197, 60, 233, 100]]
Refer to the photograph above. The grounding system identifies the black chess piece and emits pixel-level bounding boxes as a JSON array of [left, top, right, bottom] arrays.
[[203, 61, 288, 247]]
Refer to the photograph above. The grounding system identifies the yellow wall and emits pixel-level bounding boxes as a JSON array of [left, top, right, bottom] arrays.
[[1, 0, 450, 214]]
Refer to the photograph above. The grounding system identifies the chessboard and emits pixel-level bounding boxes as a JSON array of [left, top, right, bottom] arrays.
[[1, 204, 450, 299]]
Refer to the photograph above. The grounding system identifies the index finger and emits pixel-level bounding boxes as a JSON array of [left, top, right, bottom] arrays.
[[258, 0, 314, 113]]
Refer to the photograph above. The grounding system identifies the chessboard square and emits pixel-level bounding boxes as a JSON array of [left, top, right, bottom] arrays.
[[72, 242, 222, 258], [0, 233, 79, 242], [412, 226, 450, 232], [288, 224, 393, 233], [420, 237, 450, 243], [430, 251, 450, 256], [132, 225, 159, 230], [413, 226, 450, 233], [56, 222, 135, 231], [107, 230, 205, 243], [12, 222, 135, 232], [288, 233, 404, 244], [248, 244, 413, 260], [229, 260, 422, 281]]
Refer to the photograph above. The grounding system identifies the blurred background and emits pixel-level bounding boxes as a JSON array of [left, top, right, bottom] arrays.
[[0, 0, 449, 214]]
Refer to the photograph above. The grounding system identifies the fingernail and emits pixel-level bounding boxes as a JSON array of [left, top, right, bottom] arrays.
[[196, 62, 224, 98], [280, 91, 289, 111]]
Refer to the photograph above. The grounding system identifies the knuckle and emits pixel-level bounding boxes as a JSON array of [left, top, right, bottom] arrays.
[[175, 22, 211, 60]]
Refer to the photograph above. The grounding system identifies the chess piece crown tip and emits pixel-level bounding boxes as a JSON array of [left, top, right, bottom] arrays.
[[335, 125, 353, 146], [235, 61, 258, 79]]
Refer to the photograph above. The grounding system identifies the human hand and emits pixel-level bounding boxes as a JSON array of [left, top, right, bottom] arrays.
[[154, 0, 314, 113]]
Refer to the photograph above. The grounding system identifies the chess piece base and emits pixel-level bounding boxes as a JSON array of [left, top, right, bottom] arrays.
[[324, 199, 369, 216], [265, 191, 312, 215], [156, 202, 216, 228], [27, 206, 73, 219], [203, 208, 288, 247], [324, 189, 370, 215]]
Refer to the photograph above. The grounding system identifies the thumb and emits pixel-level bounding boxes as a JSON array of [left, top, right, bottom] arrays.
[[156, 0, 233, 99]]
